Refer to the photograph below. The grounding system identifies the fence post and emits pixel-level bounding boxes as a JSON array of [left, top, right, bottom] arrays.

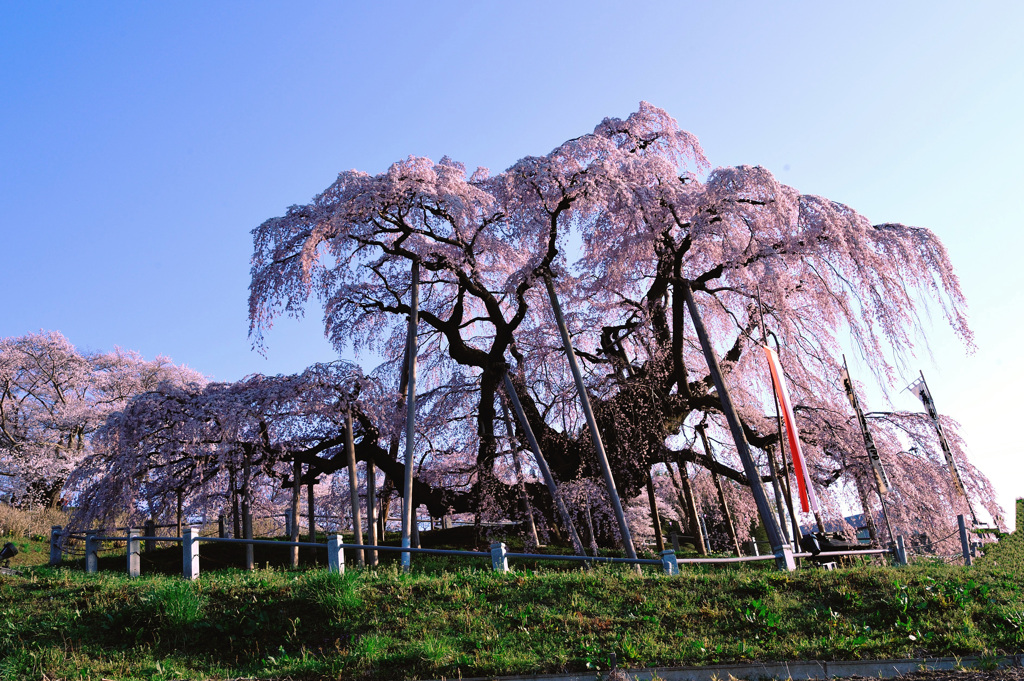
[[957, 514, 972, 566], [183, 527, 200, 579], [774, 544, 796, 572], [144, 519, 156, 553], [49, 525, 63, 565], [660, 549, 679, 575], [284, 509, 293, 538], [491, 542, 509, 573], [327, 534, 345, 575], [84, 530, 99, 574], [895, 535, 908, 566], [218, 513, 227, 539], [127, 529, 141, 578]]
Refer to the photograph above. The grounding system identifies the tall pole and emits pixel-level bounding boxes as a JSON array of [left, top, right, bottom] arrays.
[[676, 459, 707, 556], [543, 273, 637, 560], [765, 446, 792, 544], [681, 280, 791, 569], [499, 397, 541, 550], [909, 371, 979, 525], [614, 337, 665, 552], [501, 373, 587, 556], [645, 469, 666, 553], [695, 424, 741, 556], [366, 458, 378, 566], [345, 407, 364, 567], [290, 459, 302, 568], [841, 356, 895, 544], [401, 261, 420, 571]]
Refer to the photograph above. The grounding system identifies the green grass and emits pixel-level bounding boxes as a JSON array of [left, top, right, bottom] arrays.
[[1, 505, 1023, 680]]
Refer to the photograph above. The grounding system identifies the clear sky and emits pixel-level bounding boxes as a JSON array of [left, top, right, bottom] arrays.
[[2, 2, 1021, 521]]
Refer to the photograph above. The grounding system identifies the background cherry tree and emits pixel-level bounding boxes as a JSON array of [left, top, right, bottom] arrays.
[[0, 331, 204, 507], [70, 361, 371, 533]]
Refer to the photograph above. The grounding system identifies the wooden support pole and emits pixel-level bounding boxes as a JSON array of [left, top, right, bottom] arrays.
[[307, 480, 316, 545], [290, 459, 301, 568], [230, 467, 241, 539], [680, 281, 791, 570], [544, 273, 637, 561], [501, 373, 587, 556], [366, 460, 378, 566], [242, 452, 253, 571], [695, 425, 741, 556], [499, 395, 541, 550], [346, 407, 365, 567], [583, 487, 600, 557], [175, 488, 183, 539], [958, 514, 972, 566], [401, 261, 419, 571], [646, 469, 666, 553], [677, 460, 707, 556], [765, 445, 792, 544]]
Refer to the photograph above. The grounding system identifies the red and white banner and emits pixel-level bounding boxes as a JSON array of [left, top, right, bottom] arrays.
[[762, 346, 820, 514]]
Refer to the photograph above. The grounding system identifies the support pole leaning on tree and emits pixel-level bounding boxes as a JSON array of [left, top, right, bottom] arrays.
[[543, 273, 637, 561], [841, 356, 896, 544], [680, 280, 792, 570], [695, 424, 742, 556], [676, 459, 707, 556], [290, 459, 302, 568], [400, 261, 420, 571], [909, 372, 979, 526], [645, 469, 666, 553], [345, 406, 365, 567], [501, 373, 587, 556], [498, 397, 541, 550]]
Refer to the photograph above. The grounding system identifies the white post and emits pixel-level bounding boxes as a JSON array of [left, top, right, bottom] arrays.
[[490, 541, 509, 573], [327, 534, 346, 574], [49, 525, 63, 566], [183, 527, 200, 579], [127, 529, 141, 578], [84, 530, 99, 574], [958, 514, 972, 566], [660, 549, 679, 575]]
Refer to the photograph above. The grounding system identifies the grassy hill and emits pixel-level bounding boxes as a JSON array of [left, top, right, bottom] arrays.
[[1, 503, 1022, 680]]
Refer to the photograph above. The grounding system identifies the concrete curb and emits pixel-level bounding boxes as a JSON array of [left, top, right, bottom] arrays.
[[438, 655, 1024, 681]]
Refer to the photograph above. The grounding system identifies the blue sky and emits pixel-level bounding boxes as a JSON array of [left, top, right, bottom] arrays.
[[2, 2, 1021, 520]]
